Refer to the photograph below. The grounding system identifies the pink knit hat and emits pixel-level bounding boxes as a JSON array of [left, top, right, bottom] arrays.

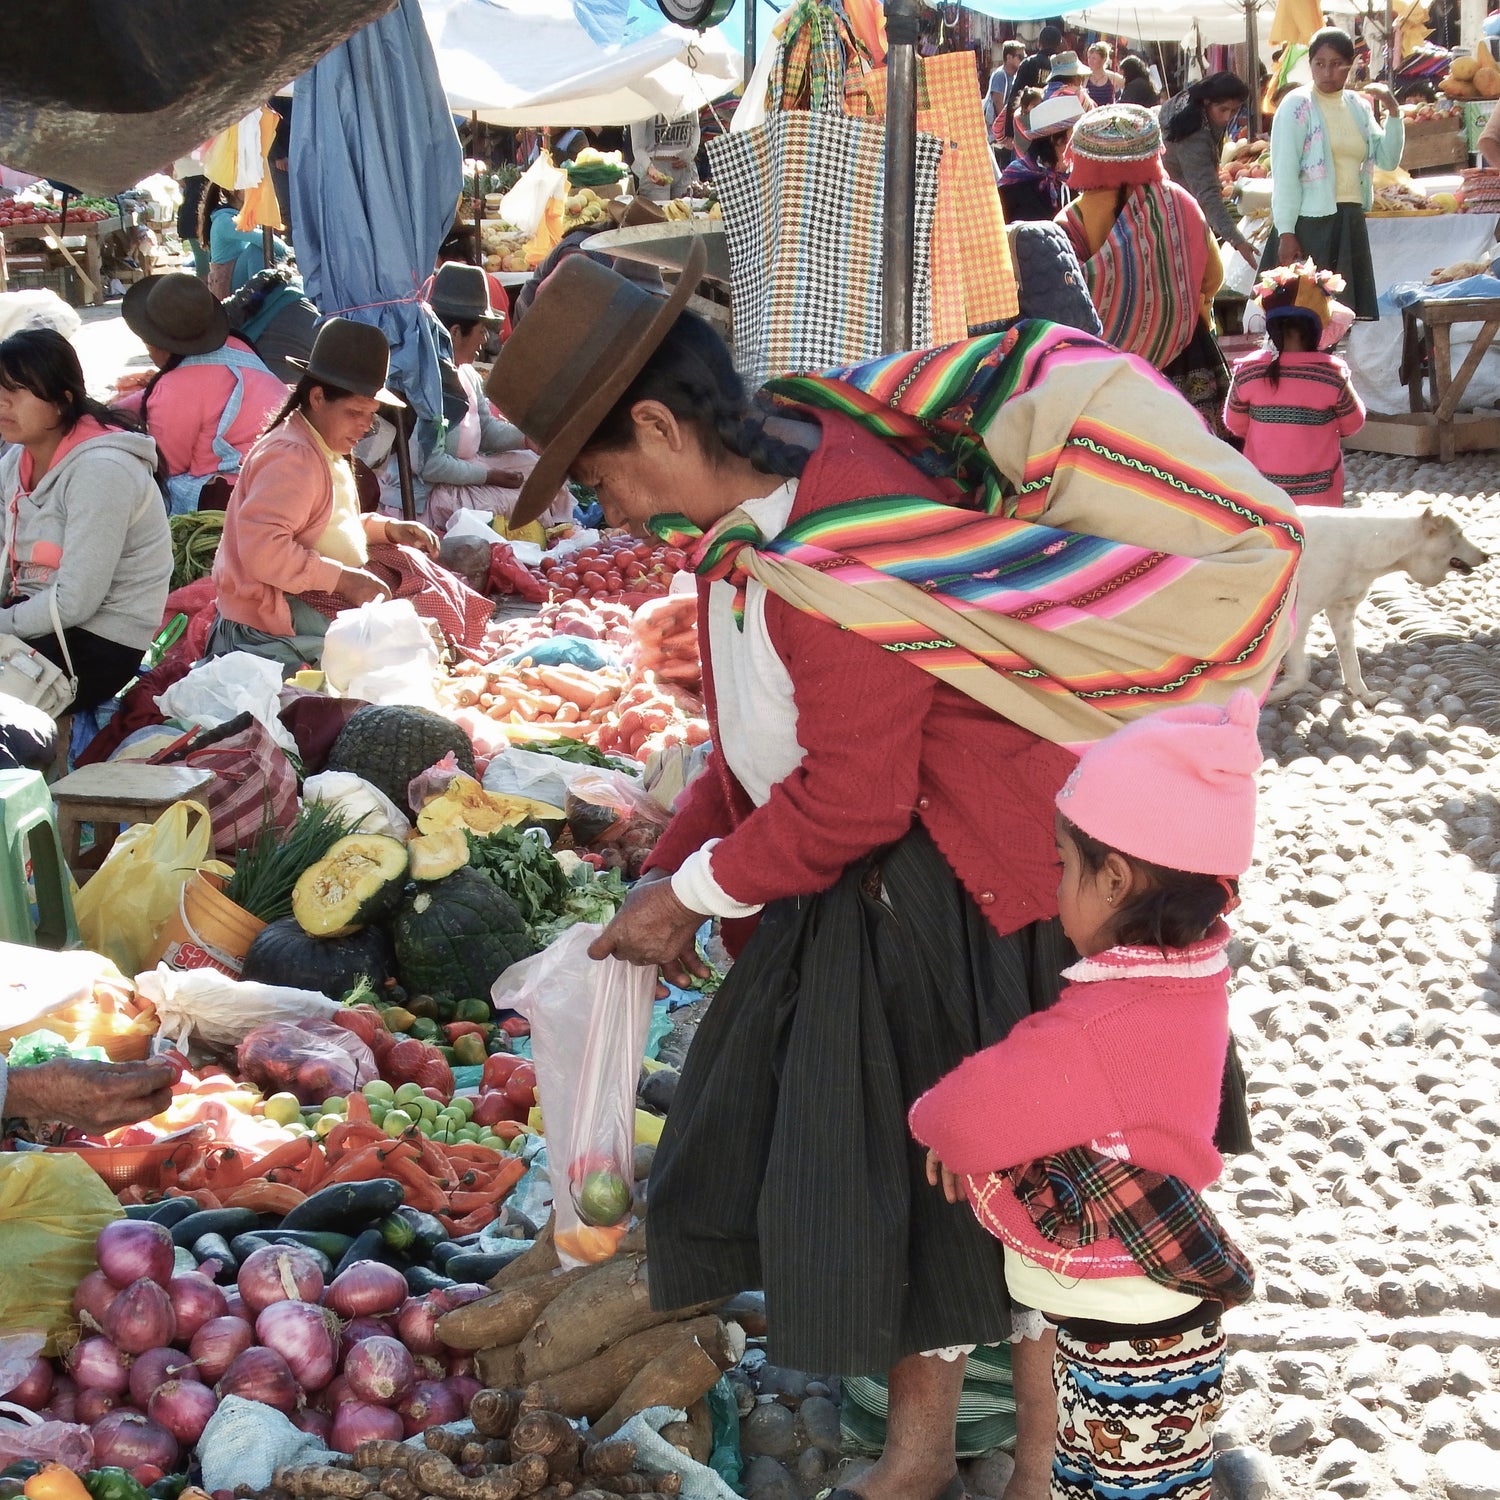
[[1055, 690, 1263, 876]]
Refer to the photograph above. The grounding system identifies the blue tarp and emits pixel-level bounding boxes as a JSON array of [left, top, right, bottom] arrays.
[[290, 0, 462, 423]]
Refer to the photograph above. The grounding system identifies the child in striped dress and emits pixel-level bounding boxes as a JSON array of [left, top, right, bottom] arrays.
[[1223, 261, 1364, 507]]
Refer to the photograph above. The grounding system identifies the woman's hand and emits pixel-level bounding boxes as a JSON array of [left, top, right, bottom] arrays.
[[1278, 233, 1303, 266], [6, 1058, 177, 1132], [483, 456, 529, 487], [385, 519, 440, 556], [926, 1149, 969, 1205], [588, 873, 710, 987], [337, 566, 393, 606], [1237, 241, 1261, 269], [1364, 83, 1396, 123]]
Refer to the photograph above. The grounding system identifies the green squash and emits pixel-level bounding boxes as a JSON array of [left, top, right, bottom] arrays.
[[392, 868, 536, 999], [325, 704, 477, 816], [292, 834, 410, 938], [242, 919, 395, 1000]]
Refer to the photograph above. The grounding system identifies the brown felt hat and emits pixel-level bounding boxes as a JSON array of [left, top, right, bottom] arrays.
[[288, 317, 405, 406], [430, 262, 502, 326], [484, 237, 706, 527], [122, 273, 229, 356], [605, 195, 668, 229]]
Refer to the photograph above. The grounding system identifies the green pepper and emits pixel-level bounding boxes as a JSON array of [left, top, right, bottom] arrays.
[[1, 1467, 41, 1483], [0, 1478, 26, 1500], [84, 1469, 148, 1500], [146, 1478, 188, 1500]]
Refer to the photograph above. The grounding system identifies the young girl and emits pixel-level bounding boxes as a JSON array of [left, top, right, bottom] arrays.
[[1224, 262, 1364, 507], [909, 691, 1262, 1500]]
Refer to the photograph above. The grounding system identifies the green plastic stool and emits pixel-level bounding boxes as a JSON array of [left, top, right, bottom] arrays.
[[0, 769, 79, 949]]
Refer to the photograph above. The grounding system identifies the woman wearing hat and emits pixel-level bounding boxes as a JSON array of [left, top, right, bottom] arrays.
[[380, 262, 543, 536], [1040, 48, 1091, 108], [117, 273, 287, 514], [208, 318, 438, 673], [484, 237, 1299, 1500], [999, 90, 1084, 222], [1056, 103, 1230, 432]]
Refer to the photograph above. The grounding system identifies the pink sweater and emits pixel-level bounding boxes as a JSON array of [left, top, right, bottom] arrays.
[[1223, 349, 1364, 508], [117, 337, 287, 479], [908, 926, 1231, 1279]]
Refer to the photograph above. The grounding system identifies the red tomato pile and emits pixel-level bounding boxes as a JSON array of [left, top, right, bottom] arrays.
[[0, 203, 110, 226], [533, 535, 689, 603]]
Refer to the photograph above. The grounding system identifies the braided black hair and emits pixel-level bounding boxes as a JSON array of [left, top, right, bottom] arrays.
[[139, 352, 185, 432], [580, 309, 810, 480]]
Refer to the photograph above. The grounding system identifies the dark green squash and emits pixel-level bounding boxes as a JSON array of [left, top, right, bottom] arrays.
[[242, 918, 395, 1000], [392, 868, 535, 999], [325, 704, 477, 816], [292, 833, 409, 937]]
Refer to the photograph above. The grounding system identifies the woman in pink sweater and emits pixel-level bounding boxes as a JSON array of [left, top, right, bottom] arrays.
[[911, 691, 1263, 1500]]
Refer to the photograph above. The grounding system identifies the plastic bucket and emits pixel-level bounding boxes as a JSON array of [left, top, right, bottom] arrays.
[[147, 871, 265, 978]]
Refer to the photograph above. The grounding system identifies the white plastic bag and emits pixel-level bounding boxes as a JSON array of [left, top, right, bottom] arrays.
[[482, 746, 604, 811], [154, 651, 297, 752], [498, 153, 568, 237], [302, 771, 412, 841], [320, 597, 441, 708], [135, 966, 336, 1051], [491, 924, 655, 1268]]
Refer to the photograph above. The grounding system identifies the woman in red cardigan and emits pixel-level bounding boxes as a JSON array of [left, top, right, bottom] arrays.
[[485, 245, 1293, 1500]]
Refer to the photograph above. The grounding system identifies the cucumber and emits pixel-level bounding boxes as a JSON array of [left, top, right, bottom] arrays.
[[334, 1228, 392, 1277], [429, 1240, 464, 1269], [244, 1228, 355, 1261], [170, 1207, 261, 1248], [379, 1207, 448, 1257], [279, 1179, 404, 1235], [229, 1235, 335, 1283], [403, 1265, 456, 1295], [147, 1198, 200, 1228], [191, 1234, 239, 1282], [124, 1203, 159, 1221], [443, 1249, 528, 1282]]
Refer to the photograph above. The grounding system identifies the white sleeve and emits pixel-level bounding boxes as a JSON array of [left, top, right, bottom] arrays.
[[671, 839, 764, 920]]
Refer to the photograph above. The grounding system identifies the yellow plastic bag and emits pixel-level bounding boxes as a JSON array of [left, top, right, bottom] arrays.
[[0, 944, 156, 1061], [74, 801, 231, 977], [0, 1154, 122, 1353]]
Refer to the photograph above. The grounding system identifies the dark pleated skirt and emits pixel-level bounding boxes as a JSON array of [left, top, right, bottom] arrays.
[[1258, 203, 1379, 321], [645, 828, 1072, 1375]]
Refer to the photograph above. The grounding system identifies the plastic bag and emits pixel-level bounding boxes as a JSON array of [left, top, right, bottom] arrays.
[[154, 651, 297, 753], [492, 923, 655, 1267], [135, 967, 336, 1051], [483, 746, 609, 812], [499, 153, 569, 237], [236, 1018, 375, 1104], [566, 770, 671, 879], [0, 1154, 123, 1354], [302, 771, 411, 841], [0, 1403, 93, 1471], [0, 944, 155, 1062], [74, 801, 231, 977], [320, 598, 441, 708], [407, 751, 469, 814]]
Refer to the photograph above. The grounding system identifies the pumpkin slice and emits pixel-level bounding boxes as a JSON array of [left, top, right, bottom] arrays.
[[292, 833, 410, 938], [409, 828, 469, 882], [416, 775, 567, 838]]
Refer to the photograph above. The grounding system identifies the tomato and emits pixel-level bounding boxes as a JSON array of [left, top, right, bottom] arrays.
[[602, 572, 622, 591], [481, 1051, 525, 1090], [473, 1091, 525, 1127], [663, 549, 689, 569], [580, 570, 607, 590], [500, 1016, 531, 1037], [504, 1062, 537, 1110]]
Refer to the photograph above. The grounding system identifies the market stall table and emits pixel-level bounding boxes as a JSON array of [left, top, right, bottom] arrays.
[[1396, 296, 1500, 459], [0, 215, 118, 306]]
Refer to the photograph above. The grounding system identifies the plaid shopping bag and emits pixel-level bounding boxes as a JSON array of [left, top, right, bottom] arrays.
[[156, 713, 298, 857], [709, 111, 942, 389]]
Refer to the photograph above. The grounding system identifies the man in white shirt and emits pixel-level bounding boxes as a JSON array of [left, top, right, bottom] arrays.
[[984, 40, 1027, 132]]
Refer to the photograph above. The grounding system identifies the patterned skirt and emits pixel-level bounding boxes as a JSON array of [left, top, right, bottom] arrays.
[[1051, 1311, 1226, 1500]]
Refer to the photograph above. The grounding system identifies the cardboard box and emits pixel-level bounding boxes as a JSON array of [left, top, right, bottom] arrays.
[[1402, 130, 1468, 171]]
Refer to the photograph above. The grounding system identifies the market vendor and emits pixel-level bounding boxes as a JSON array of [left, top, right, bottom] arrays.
[[1264, 27, 1403, 319], [629, 112, 700, 202], [202, 185, 292, 298], [0, 1055, 175, 1133], [116, 273, 287, 514], [1162, 72, 1260, 269], [487, 246, 1299, 1500], [999, 91, 1084, 222], [208, 317, 438, 673]]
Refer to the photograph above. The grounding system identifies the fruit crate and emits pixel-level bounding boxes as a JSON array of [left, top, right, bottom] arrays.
[[1403, 126, 1468, 172], [3, 264, 81, 303]]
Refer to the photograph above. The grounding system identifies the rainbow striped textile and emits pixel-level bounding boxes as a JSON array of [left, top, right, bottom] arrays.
[[653, 322, 1303, 749]]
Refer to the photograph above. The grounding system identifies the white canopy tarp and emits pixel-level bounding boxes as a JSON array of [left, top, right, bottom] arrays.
[[420, 0, 741, 127], [1064, 0, 1270, 44]]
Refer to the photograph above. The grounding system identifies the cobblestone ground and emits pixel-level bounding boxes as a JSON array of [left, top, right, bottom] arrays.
[[1210, 450, 1500, 1500]]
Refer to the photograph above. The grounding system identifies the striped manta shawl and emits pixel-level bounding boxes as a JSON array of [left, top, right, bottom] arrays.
[[655, 322, 1303, 749], [1070, 183, 1205, 370]]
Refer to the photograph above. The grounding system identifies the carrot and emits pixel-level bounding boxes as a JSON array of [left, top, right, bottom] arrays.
[[536, 668, 599, 709], [224, 1180, 307, 1215]]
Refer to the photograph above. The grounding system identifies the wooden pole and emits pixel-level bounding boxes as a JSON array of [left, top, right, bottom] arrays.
[[882, 0, 921, 354], [1244, 1, 1261, 136], [472, 110, 484, 267]]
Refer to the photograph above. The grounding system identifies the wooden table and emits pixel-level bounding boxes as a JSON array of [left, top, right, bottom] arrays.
[[51, 763, 215, 881], [1398, 296, 1500, 461], [1, 216, 119, 307]]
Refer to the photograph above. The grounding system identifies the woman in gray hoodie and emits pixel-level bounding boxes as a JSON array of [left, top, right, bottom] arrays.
[[0, 330, 171, 710]]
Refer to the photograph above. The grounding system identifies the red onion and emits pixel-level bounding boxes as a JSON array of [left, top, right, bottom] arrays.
[[97, 1220, 175, 1288], [329, 1400, 403, 1454], [105, 1278, 177, 1355], [436, 1283, 489, 1310], [149, 1378, 218, 1446], [188, 1317, 254, 1383], [395, 1295, 443, 1357], [397, 1379, 463, 1437], [76, 1388, 122, 1425], [343, 1336, 415, 1405], [131, 1467, 165, 1489], [446, 1353, 475, 1379], [221, 1291, 253, 1324], [73, 1269, 121, 1331], [255, 1301, 337, 1392], [168, 1273, 228, 1341], [216, 1347, 301, 1414], [128, 1348, 201, 1409], [91, 1409, 180, 1472], [1, 1355, 53, 1409], [237, 1244, 324, 1313], [413, 1355, 446, 1383], [292, 1408, 334, 1443], [316, 1375, 353, 1414], [325, 1262, 407, 1319], [70, 1335, 131, 1395], [447, 1375, 482, 1410], [46, 1375, 79, 1424], [340, 1316, 394, 1361]]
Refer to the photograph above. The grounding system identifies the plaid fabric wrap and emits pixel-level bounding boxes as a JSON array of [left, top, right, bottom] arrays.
[[770, 0, 881, 116], [992, 1146, 1255, 1309], [298, 541, 492, 649], [708, 113, 941, 389]]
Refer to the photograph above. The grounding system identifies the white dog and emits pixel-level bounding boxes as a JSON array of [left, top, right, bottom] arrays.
[[0, 288, 82, 343], [1269, 507, 1488, 705]]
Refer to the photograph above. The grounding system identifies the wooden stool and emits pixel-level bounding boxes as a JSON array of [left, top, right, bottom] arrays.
[[51, 763, 216, 882]]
